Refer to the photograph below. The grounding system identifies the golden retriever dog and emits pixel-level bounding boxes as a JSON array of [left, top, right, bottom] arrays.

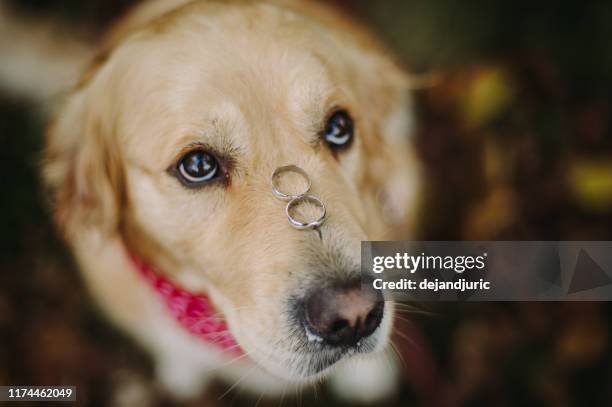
[[43, 0, 421, 402]]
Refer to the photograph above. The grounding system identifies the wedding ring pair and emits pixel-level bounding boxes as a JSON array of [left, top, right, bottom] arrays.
[[271, 165, 326, 230]]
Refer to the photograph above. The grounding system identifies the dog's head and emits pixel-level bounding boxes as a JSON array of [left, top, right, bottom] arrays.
[[44, 1, 420, 380]]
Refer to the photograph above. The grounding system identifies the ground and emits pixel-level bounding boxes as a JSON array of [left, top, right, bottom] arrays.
[[1, 1, 611, 406]]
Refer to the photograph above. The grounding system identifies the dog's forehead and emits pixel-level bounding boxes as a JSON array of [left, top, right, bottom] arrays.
[[118, 12, 340, 100], [113, 11, 350, 164]]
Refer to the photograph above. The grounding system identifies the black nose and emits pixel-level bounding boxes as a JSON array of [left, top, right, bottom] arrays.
[[303, 280, 384, 347]]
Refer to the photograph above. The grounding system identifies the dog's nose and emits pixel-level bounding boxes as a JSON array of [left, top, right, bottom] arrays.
[[303, 280, 384, 347]]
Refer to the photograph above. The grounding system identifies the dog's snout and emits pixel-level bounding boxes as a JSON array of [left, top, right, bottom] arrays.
[[303, 281, 384, 347]]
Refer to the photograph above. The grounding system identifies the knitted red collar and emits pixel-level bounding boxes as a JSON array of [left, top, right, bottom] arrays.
[[127, 251, 242, 354]]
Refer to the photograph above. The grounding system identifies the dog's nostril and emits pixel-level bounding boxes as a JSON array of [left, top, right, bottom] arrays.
[[303, 281, 384, 347], [331, 319, 349, 332], [364, 302, 384, 334]]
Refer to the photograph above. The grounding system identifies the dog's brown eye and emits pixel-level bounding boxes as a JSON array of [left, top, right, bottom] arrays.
[[323, 110, 354, 151], [177, 150, 219, 184]]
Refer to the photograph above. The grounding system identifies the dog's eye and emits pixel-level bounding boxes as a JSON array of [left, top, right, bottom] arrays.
[[323, 110, 354, 151], [177, 150, 219, 185]]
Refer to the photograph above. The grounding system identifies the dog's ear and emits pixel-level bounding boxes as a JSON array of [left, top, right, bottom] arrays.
[[44, 87, 125, 237]]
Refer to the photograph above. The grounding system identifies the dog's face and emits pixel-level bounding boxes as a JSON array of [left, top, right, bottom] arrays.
[[45, 2, 420, 380]]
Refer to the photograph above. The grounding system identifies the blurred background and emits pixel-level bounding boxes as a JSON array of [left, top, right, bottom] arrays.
[[1, 0, 611, 405]]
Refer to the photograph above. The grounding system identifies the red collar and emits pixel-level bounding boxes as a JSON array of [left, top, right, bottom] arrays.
[[127, 251, 243, 355]]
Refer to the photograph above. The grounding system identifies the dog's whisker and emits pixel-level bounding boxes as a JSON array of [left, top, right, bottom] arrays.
[[393, 314, 416, 325], [382, 346, 396, 372], [218, 363, 258, 401], [217, 350, 252, 369], [229, 368, 253, 405], [394, 303, 436, 317], [253, 388, 266, 407], [278, 380, 288, 407], [393, 328, 419, 350], [389, 340, 407, 370], [191, 330, 231, 339]]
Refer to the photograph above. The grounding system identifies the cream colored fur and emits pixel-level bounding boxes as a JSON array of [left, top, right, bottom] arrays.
[[43, 0, 421, 401]]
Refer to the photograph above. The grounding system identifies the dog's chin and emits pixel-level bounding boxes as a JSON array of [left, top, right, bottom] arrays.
[[242, 304, 394, 382], [292, 335, 385, 380]]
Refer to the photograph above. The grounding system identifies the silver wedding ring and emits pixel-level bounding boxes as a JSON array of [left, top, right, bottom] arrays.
[[271, 165, 311, 201], [271, 165, 326, 230], [285, 195, 326, 230]]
